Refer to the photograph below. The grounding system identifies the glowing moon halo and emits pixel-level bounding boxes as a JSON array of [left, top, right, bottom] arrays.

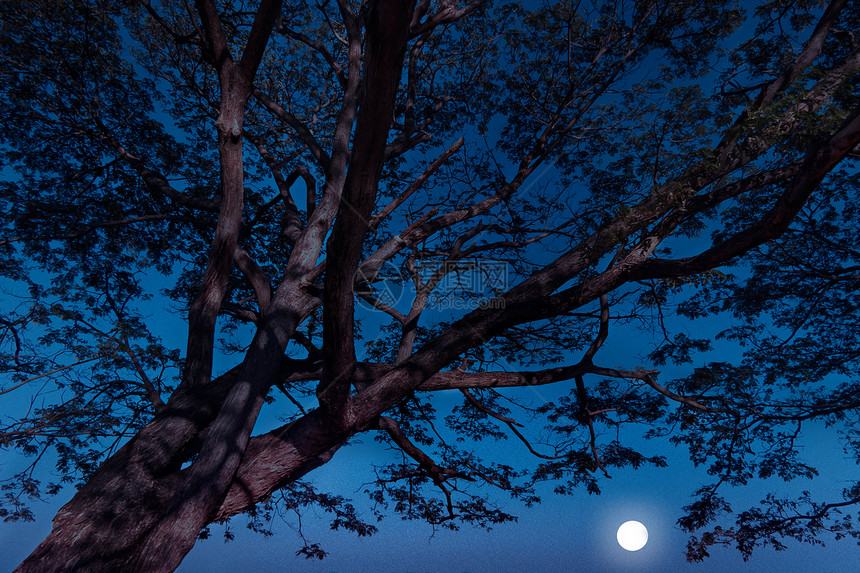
[[617, 520, 648, 551]]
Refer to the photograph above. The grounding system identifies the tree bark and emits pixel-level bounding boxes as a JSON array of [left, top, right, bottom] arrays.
[[319, 0, 418, 423], [13, 2, 860, 572]]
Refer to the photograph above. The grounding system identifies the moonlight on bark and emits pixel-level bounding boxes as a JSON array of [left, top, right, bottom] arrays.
[[1, 0, 860, 571]]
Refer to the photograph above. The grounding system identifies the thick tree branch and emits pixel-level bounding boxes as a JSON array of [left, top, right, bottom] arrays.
[[127, 3, 285, 570], [194, 0, 233, 71], [202, 359, 664, 522], [236, 0, 282, 84], [410, 0, 489, 38], [634, 108, 860, 280], [752, 0, 849, 109], [319, 0, 417, 423]]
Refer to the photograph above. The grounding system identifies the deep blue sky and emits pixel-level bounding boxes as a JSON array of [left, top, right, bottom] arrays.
[[2, 193, 858, 571], [3, 422, 858, 573], [3, 2, 860, 571], [3, 321, 858, 572]]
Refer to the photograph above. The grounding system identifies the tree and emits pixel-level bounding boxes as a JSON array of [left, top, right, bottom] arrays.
[[1, 0, 859, 570]]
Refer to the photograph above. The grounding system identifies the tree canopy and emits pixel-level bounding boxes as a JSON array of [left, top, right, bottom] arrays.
[[1, 0, 859, 570]]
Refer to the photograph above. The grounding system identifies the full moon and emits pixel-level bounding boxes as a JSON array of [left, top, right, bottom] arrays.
[[616, 520, 648, 551]]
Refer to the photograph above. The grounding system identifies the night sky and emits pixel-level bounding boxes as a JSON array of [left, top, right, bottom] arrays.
[[3, 315, 858, 571], [3, 424, 859, 572], [2, 1, 860, 571]]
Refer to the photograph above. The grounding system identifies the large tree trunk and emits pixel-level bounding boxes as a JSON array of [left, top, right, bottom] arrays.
[[14, 389, 352, 572], [16, 2, 419, 571], [13, 372, 240, 572]]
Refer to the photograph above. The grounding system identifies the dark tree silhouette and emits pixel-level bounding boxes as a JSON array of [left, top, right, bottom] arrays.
[[1, 0, 859, 570]]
